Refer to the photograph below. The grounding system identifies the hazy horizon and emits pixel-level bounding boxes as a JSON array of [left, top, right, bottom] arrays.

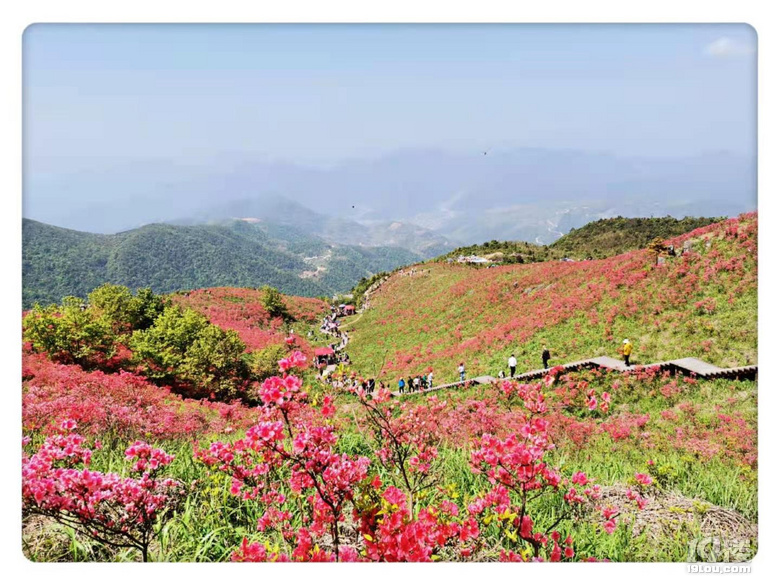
[[23, 23, 757, 244]]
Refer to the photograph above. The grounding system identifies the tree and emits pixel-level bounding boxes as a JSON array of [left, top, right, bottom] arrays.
[[130, 306, 209, 384], [179, 325, 249, 399], [88, 284, 166, 334], [247, 343, 289, 381], [23, 297, 115, 367], [130, 305, 249, 399], [88, 283, 140, 336], [260, 286, 288, 320], [647, 237, 669, 265], [129, 287, 167, 330]]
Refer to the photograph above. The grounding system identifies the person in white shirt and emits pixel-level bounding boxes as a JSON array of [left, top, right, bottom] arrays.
[[458, 362, 466, 382], [427, 371, 434, 387], [508, 354, 517, 377]]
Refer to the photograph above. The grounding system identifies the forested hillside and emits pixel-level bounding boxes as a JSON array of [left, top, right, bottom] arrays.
[[22, 218, 420, 307]]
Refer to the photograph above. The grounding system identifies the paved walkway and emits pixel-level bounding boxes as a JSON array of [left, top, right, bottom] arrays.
[[392, 355, 757, 398]]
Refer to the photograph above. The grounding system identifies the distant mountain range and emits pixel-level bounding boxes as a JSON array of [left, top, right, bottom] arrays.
[[172, 195, 456, 257], [22, 217, 422, 308], [24, 148, 756, 247]]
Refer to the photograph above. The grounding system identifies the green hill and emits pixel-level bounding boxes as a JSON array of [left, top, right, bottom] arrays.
[[22, 219, 421, 308], [550, 216, 724, 259], [436, 216, 722, 264]]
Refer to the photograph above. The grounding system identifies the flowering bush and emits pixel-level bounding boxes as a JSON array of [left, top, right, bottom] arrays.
[[194, 353, 628, 562], [197, 353, 371, 561], [22, 351, 257, 440], [350, 384, 445, 508], [22, 422, 184, 561], [172, 287, 325, 355]]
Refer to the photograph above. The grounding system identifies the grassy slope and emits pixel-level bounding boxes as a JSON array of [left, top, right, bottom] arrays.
[[346, 214, 757, 385]]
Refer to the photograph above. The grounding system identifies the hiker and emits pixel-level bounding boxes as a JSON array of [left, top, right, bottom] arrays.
[[407, 377, 414, 393], [458, 362, 466, 382], [398, 377, 405, 394], [413, 375, 420, 391], [622, 339, 633, 367], [542, 346, 551, 369], [427, 371, 434, 388], [508, 354, 517, 377], [498, 370, 505, 379]]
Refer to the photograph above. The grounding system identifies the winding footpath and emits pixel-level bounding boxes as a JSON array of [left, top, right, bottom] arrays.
[[392, 355, 757, 398], [315, 305, 757, 398]]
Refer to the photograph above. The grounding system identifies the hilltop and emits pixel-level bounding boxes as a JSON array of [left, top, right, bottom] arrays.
[[22, 218, 420, 308], [550, 216, 725, 259], [436, 216, 722, 264], [345, 214, 756, 383]]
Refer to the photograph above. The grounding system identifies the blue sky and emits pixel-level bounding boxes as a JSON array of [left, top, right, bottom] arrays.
[[24, 24, 756, 172]]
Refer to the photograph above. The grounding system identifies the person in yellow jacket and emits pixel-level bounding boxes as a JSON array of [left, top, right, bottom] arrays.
[[622, 338, 633, 367]]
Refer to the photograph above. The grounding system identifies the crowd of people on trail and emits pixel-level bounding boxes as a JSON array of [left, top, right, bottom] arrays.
[[314, 304, 387, 399], [396, 371, 435, 394], [319, 366, 394, 400], [315, 297, 636, 396], [315, 306, 355, 368]]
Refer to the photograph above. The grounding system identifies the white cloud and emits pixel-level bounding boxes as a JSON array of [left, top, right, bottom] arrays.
[[705, 37, 755, 57]]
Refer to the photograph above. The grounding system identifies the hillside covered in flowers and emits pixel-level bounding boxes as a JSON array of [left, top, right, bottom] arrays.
[[21, 215, 757, 563], [346, 214, 756, 384]]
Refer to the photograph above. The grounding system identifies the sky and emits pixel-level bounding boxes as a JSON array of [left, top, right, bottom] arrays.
[[24, 23, 756, 175]]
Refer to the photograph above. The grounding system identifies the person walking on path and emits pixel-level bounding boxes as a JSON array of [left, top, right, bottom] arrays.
[[458, 362, 466, 382], [622, 339, 633, 367], [542, 346, 551, 369], [427, 371, 434, 388], [398, 377, 405, 394], [508, 354, 517, 377]]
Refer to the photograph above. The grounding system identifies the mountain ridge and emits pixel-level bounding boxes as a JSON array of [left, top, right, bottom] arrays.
[[24, 148, 755, 245], [22, 218, 422, 308]]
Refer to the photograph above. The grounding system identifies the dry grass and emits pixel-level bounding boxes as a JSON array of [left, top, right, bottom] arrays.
[[591, 484, 757, 544]]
